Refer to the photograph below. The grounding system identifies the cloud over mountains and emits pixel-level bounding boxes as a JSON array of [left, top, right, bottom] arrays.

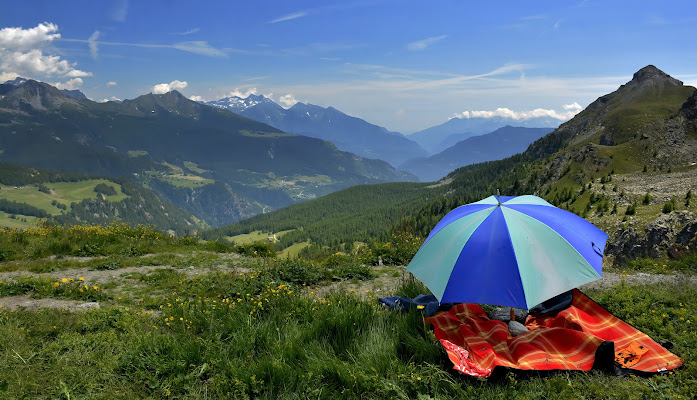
[[452, 102, 583, 121], [0, 23, 92, 82]]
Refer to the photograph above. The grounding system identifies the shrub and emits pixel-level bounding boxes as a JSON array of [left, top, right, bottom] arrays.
[[625, 203, 636, 215], [360, 230, 423, 266], [662, 201, 674, 214], [94, 183, 117, 196], [234, 241, 276, 258], [642, 192, 652, 205]]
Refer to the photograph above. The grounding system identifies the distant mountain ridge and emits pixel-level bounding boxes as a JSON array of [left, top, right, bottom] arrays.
[[211, 65, 697, 263], [1, 76, 87, 100], [206, 95, 428, 166], [0, 79, 415, 227], [408, 115, 560, 154], [400, 126, 554, 181]]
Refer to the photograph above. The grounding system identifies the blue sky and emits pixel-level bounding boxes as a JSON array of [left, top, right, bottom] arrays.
[[1, 0, 696, 133]]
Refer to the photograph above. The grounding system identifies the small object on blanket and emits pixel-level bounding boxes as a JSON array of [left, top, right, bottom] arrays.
[[508, 320, 528, 336], [615, 341, 650, 368], [528, 290, 573, 316], [488, 307, 527, 323], [378, 294, 440, 316]]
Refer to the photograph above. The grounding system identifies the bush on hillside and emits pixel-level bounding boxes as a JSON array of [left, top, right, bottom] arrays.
[[94, 183, 117, 196]]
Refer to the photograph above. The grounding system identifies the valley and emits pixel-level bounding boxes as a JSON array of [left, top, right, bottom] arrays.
[[2, 2, 697, 398]]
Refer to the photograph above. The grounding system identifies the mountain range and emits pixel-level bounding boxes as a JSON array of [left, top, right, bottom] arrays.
[[407, 115, 560, 154], [210, 65, 697, 263], [205, 95, 427, 166], [0, 79, 414, 227], [400, 126, 554, 181]]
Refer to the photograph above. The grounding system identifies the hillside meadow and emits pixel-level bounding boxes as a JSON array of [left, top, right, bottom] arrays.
[[0, 225, 695, 399]]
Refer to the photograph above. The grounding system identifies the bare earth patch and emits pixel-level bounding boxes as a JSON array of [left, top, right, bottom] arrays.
[[1, 294, 98, 311], [1, 261, 694, 310]]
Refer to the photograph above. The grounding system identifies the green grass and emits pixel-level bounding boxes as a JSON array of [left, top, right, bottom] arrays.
[[48, 180, 128, 204], [278, 240, 310, 258], [0, 180, 127, 219], [182, 161, 208, 174], [225, 229, 294, 245], [605, 85, 696, 144], [239, 129, 295, 138], [1, 225, 696, 399], [0, 211, 41, 229], [156, 174, 214, 188], [128, 150, 149, 157]]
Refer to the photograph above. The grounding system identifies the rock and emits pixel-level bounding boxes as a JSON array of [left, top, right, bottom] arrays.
[[488, 308, 527, 323], [508, 321, 529, 337], [607, 213, 697, 263], [676, 220, 697, 245], [75, 302, 100, 310]]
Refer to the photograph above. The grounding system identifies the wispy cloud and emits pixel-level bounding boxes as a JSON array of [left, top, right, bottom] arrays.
[[106, 81, 117, 86], [240, 68, 628, 132], [88, 31, 100, 58], [110, 0, 129, 22], [175, 28, 200, 36], [269, 11, 308, 24], [172, 41, 227, 57], [60, 37, 229, 58], [406, 35, 448, 51]]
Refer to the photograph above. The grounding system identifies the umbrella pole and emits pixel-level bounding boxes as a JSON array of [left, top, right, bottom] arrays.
[[510, 307, 515, 322]]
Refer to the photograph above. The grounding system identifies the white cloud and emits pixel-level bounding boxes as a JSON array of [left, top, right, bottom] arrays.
[[278, 93, 298, 108], [151, 80, 188, 94], [98, 96, 121, 103], [407, 35, 448, 51], [562, 102, 582, 112], [189, 95, 204, 102], [0, 71, 20, 82], [106, 81, 117, 86], [65, 69, 92, 78], [88, 30, 100, 58], [53, 78, 83, 90], [269, 11, 308, 24], [227, 87, 258, 98], [0, 22, 60, 51], [452, 105, 582, 121], [0, 23, 92, 80]]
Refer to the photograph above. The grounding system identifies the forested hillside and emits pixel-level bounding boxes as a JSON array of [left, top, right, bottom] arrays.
[[0, 163, 197, 231], [209, 66, 697, 263]]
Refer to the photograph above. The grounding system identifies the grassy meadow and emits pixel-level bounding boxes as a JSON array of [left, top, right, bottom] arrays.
[[0, 225, 695, 399], [0, 180, 128, 229]]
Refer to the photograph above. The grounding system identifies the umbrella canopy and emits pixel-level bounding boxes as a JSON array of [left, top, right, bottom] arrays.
[[406, 194, 608, 309]]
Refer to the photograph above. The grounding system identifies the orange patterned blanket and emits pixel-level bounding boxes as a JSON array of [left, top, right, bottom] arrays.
[[427, 289, 683, 378]]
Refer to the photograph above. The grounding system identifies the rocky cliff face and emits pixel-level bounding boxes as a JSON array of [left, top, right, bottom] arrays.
[[606, 211, 697, 263]]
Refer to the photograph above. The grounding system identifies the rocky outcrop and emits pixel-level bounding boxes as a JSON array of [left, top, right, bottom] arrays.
[[606, 211, 697, 263]]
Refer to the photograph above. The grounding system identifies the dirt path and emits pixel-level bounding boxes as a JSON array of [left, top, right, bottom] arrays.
[[1, 262, 694, 311]]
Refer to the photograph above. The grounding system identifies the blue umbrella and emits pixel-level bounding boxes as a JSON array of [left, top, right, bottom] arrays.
[[406, 194, 608, 309]]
